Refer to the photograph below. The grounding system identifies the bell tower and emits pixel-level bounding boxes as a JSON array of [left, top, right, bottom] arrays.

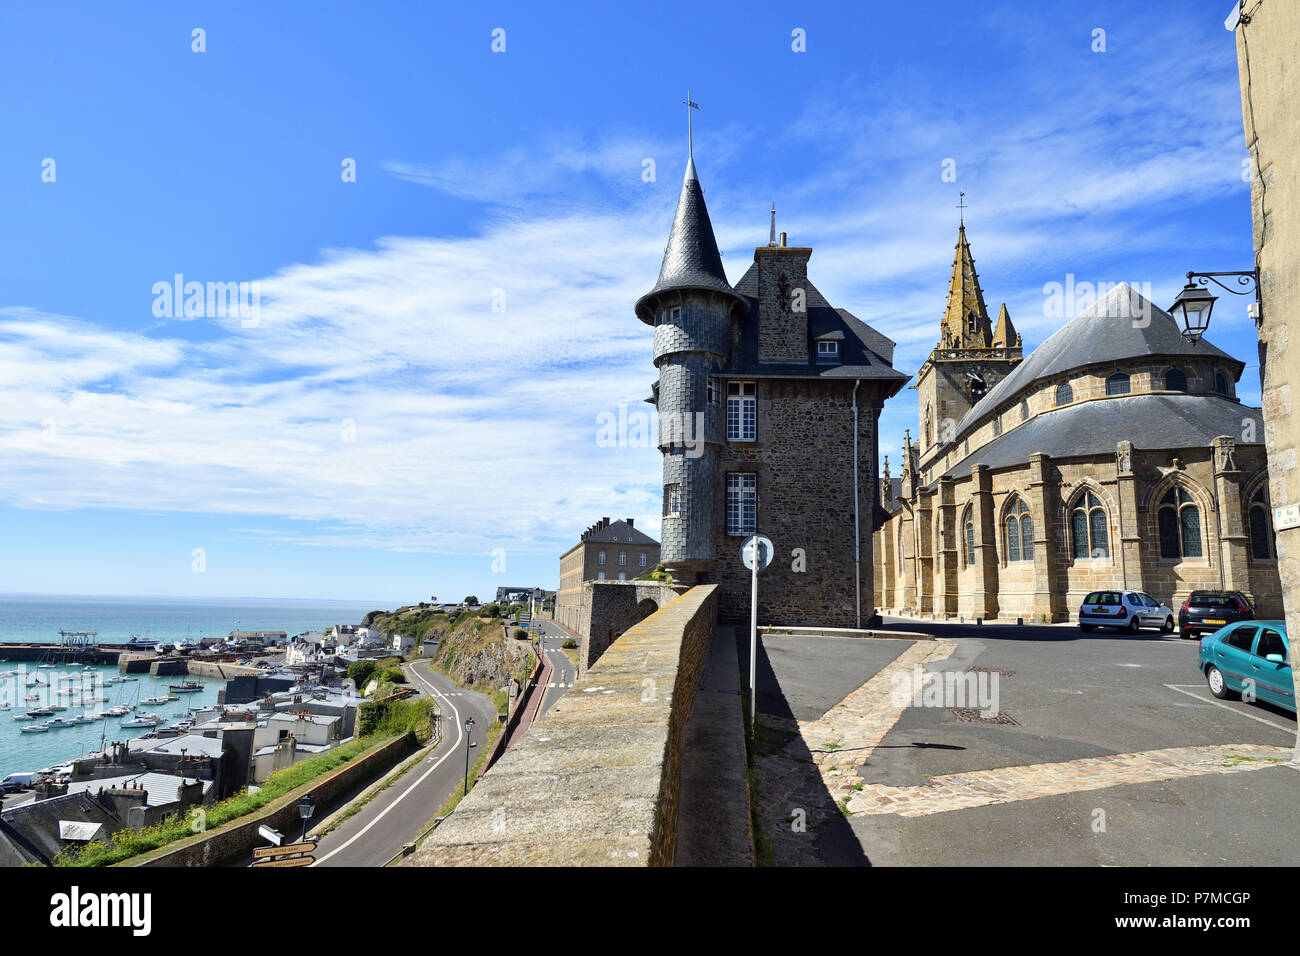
[[912, 216, 1022, 473]]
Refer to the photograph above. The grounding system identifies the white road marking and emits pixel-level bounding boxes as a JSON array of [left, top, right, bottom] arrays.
[[1163, 683, 1297, 733], [312, 662, 467, 866]]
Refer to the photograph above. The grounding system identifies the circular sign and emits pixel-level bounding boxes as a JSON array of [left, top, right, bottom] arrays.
[[741, 534, 774, 570]]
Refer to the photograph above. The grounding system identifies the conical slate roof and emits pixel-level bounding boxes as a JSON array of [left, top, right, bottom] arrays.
[[635, 157, 742, 322], [953, 282, 1242, 437]]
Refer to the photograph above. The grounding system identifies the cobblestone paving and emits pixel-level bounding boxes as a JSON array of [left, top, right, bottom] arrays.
[[844, 743, 1292, 817], [753, 637, 1292, 864]]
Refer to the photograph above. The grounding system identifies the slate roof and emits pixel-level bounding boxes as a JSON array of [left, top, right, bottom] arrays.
[[939, 393, 1263, 480], [954, 283, 1241, 437], [580, 518, 659, 547], [723, 267, 908, 388], [635, 157, 744, 321]]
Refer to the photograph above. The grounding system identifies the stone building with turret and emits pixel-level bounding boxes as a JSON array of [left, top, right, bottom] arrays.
[[636, 148, 906, 627], [875, 226, 1283, 624]]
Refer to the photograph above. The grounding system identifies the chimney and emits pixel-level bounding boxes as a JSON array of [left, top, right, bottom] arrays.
[[780, 231, 787, 247], [626, 518, 634, 528]]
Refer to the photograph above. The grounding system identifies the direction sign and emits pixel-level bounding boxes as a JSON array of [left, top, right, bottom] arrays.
[[258, 825, 283, 846], [253, 840, 317, 860], [251, 855, 315, 868], [741, 534, 774, 571]]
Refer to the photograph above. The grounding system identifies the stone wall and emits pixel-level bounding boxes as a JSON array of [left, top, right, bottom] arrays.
[[133, 732, 415, 867], [1236, 1, 1300, 683], [709, 378, 878, 627], [401, 585, 719, 867], [572, 579, 686, 669]]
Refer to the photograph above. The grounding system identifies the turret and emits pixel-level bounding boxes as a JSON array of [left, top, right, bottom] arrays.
[[636, 148, 745, 583]]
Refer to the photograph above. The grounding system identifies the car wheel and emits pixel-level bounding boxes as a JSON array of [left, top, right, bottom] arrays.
[[1180, 628, 1194, 640], [1080, 624, 1093, 633], [1162, 617, 1174, 634], [1127, 616, 1141, 634], [1206, 665, 1238, 701]]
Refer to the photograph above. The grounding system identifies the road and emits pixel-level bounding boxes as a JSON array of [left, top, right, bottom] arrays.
[[308, 660, 497, 867], [532, 619, 576, 717], [746, 616, 1298, 866]]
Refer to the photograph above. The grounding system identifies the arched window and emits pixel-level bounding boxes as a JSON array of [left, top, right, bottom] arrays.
[[1020, 399, 1029, 422], [1055, 382, 1073, 406], [1005, 499, 1033, 562], [1214, 371, 1228, 395], [963, 510, 975, 567], [1105, 373, 1131, 396], [1165, 368, 1187, 391], [1249, 486, 1275, 560], [1070, 491, 1109, 559], [897, 523, 906, 574], [1158, 487, 1203, 559], [993, 418, 1002, 437]]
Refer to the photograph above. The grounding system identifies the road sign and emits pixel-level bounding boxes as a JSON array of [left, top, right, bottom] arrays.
[[1275, 503, 1300, 532], [258, 825, 283, 846], [253, 840, 317, 860], [251, 855, 315, 868], [741, 534, 774, 570]]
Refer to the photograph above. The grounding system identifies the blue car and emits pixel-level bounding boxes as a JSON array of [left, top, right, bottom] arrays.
[[1198, 620, 1295, 713]]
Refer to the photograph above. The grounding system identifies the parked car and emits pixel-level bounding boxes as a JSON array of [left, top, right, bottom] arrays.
[[1178, 590, 1255, 640], [1078, 590, 1176, 634], [1198, 620, 1294, 713]]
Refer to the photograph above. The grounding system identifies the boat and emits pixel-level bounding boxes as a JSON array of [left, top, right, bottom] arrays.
[[11, 714, 33, 721], [120, 714, 164, 728], [37, 663, 56, 669], [168, 681, 204, 693], [140, 695, 174, 705], [21, 724, 49, 733], [47, 704, 67, 712], [44, 718, 75, 728], [26, 709, 54, 717]]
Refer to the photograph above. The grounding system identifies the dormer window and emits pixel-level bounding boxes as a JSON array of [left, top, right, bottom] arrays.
[[816, 340, 840, 363]]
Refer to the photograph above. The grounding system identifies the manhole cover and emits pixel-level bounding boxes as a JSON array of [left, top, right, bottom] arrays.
[[966, 666, 1015, 677], [951, 708, 1020, 725]]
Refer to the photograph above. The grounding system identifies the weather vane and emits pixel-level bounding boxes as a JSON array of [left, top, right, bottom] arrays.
[[956, 190, 968, 227], [683, 90, 700, 158]]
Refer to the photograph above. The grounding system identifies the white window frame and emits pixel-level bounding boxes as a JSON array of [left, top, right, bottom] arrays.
[[726, 473, 757, 535], [639, 552, 648, 567], [816, 339, 840, 361], [727, 382, 756, 442], [597, 550, 606, 565], [664, 483, 682, 517], [619, 551, 627, 566]]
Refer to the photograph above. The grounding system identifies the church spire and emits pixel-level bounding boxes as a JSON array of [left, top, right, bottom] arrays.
[[991, 302, 1018, 348], [940, 223, 993, 348]]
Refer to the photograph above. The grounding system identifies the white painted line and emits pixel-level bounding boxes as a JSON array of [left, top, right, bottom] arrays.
[[312, 662, 466, 866], [1163, 683, 1297, 733]]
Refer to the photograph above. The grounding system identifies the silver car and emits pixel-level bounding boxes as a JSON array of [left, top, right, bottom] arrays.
[[1078, 590, 1176, 634]]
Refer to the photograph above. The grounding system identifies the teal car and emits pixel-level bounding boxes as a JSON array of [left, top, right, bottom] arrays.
[[1198, 620, 1295, 713]]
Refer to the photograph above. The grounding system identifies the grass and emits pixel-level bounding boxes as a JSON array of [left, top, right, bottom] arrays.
[[53, 735, 394, 867]]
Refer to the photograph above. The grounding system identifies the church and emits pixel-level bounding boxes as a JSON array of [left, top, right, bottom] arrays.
[[874, 225, 1284, 623], [638, 148, 906, 627]]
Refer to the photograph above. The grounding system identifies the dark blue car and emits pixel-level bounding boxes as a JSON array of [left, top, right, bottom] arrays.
[[1198, 620, 1295, 713]]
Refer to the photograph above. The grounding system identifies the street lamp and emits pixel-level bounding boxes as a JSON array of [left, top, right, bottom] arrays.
[[463, 716, 476, 795], [1168, 270, 1261, 344], [297, 794, 314, 843]]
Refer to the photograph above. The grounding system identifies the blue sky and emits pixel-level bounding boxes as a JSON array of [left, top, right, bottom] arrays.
[[0, 1, 1256, 604]]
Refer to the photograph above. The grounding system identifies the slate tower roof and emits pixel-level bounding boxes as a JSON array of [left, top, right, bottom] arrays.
[[635, 157, 744, 322]]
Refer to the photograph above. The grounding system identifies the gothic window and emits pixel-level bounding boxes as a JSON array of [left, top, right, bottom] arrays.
[[993, 418, 1002, 438], [663, 483, 682, 517], [1055, 382, 1074, 406], [1020, 399, 1029, 422], [924, 405, 933, 447], [1249, 486, 1275, 560], [1005, 499, 1033, 562], [1165, 368, 1188, 391], [969, 373, 988, 403], [1157, 487, 1202, 559], [963, 510, 975, 567], [1214, 371, 1228, 395], [727, 382, 756, 442], [967, 312, 977, 334], [1105, 373, 1131, 396], [898, 523, 906, 574], [726, 473, 757, 535], [1070, 491, 1109, 559]]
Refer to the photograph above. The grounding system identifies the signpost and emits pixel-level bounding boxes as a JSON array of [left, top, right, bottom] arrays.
[[741, 534, 774, 737], [257, 825, 283, 847], [252, 840, 317, 867], [253, 841, 317, 860]]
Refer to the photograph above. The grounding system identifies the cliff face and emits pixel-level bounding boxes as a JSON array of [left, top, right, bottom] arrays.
[[366, 605, 532, 693]]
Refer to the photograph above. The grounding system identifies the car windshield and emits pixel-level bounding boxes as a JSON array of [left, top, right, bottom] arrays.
[[1190, 593, 1234, 607], [1084, 592, 1121, 605]]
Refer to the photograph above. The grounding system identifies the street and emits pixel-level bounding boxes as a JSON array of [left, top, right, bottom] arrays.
[[748, 616, 1298, 866], [533, 619, 575, 717], [309, 660, 497, 867]]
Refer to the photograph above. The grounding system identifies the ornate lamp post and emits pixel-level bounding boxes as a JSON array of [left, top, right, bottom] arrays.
[[297, 793, 314, 843], [1168, 270, 1261, 344], [463, 716, 476, 795]]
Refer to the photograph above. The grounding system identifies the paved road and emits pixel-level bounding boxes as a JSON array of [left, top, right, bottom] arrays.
[[747, 616, 1298, 866], [309, 661, 497, 868], [533, 620, 575, 717]]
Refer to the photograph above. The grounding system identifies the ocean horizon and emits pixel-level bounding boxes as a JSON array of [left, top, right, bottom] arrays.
[[0, 593, 396, 646]]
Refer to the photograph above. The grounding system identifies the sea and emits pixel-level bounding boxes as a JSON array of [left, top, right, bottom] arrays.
[[0, 594, 387, 780]]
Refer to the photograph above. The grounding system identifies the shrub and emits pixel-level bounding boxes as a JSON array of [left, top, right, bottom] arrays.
[[513, 627, 529, 640], [481, 603, 501, 619], [379, 666, 406, 685], [562, 637, 577, 649], [347, 660, 378, 686]]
